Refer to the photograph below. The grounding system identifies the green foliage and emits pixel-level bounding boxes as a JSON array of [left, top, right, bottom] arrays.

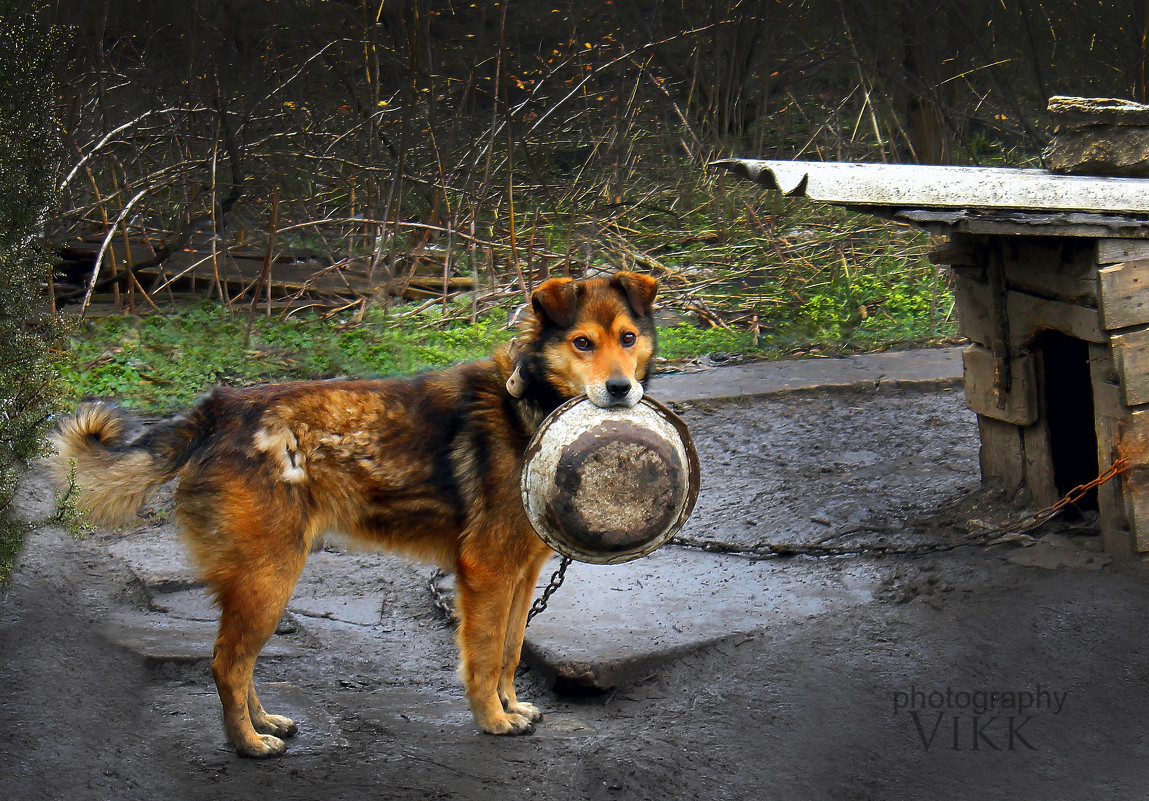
[[657, 325, 760, 360], [59, 303, 517, 413], [0, 0, 62, 583], [0, 519, 29, 585], [50, 459, 92, 540]]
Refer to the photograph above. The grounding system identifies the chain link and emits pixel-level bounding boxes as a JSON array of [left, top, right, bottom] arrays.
[[526, 555, 572, 625], [427, 555, 574, 626], [427, 569, 456, 622]]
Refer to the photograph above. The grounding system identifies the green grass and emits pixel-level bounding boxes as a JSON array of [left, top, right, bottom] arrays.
[[59, 291, 954, 415], [59, 302, 764, 413], [58, 302, 519, 413], [648, 196, 958, 354]]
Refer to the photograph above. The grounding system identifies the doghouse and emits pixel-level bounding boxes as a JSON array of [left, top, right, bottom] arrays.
[[717, 158, 1149, 557]]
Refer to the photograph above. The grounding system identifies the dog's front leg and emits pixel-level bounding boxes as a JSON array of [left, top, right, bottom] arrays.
[[454, 552, 536, 735], [497, 552, 550, 722]]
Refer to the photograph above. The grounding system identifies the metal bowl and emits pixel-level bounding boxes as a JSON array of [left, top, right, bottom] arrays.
[[521, 395, 700, 564]]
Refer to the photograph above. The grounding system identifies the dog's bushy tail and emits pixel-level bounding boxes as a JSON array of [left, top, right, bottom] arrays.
[[49, 402, 200, 528]]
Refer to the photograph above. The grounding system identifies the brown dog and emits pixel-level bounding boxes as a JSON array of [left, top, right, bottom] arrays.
[[51, 272, 658, 757]]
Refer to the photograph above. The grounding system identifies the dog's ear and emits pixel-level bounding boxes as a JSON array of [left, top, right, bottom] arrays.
[[531, 277, 578, 327], [505, 363, 527, 398], [613, 272, 658, 318]]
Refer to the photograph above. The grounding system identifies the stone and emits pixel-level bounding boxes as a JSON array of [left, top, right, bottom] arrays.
[[1045, 96, 1149, 176]]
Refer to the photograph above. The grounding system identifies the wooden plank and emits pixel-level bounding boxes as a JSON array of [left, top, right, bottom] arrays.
[[1122, 411, 1149, 551], [1089, 340, 1119, 384], [1006, 290, 1106, 346], [1110, 328, 1149, 406], [931, 217, 1149, 239], [962, 344, 1038, 425], [1121, 407, 1149, 466], [929, 238, 985, 268], [58, 238, 157, 267], [1002, 238, 1097, 305], [951, 273, 991, 346], [1099, 259, 1149, 330], [1126, 469, 1149, 552], [1123, 410, 1149, 551], [1090, 343, 1133, 555], [133, 252, 476, 301], [1022, 417, 1060, 509], [986, 244, 1013, 404], [1098, 238, 1149, 265], [975, 415, 1026, 492]]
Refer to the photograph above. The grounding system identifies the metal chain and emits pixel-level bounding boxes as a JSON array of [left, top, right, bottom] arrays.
[[527, 555, 572, 625], [669, 458, 1130, 561], [427, 569, 456, 622], [426, 555, 574, 626]]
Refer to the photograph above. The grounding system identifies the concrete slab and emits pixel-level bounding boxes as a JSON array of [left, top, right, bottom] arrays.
[[147, 587, 216, 621], [290, 593, 386, 626], [101, 613, 306, 666], [106, 536, 200, 592], [522, 548, 877, 690], [654, 346, 964, 403]]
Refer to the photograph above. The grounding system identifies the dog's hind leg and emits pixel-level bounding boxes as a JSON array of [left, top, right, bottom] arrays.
[[497, 552, 550, 723], [195, 491, 311, 758], [210, 546, 307, 758], [248, 680, 298, 739]]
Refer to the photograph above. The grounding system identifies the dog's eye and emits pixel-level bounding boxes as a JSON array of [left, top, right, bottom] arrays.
[[620, 331, 637, 347], [572, 336, 593, 352]]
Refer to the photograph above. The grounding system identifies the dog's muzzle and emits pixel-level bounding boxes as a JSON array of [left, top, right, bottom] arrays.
[[587, 379, 643, 408]]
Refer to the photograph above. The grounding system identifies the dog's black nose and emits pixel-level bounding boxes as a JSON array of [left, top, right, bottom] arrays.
[[605, 377, 632, 400]]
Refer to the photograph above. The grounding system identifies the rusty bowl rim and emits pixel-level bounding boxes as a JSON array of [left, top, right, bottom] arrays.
[[521, 394, 701, 565]]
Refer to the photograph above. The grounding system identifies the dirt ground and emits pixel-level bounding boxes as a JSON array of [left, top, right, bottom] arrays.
[[4, 385, 1149, 800]]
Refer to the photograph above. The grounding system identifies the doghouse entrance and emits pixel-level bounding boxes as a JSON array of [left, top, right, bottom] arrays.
[[1040, 332, 1099, 509]]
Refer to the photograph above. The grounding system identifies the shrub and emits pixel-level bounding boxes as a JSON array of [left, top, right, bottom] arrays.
[[0, 0, 62, 583]]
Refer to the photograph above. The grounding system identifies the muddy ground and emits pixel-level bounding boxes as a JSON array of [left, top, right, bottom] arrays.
[[4, 385, 1149, 800]]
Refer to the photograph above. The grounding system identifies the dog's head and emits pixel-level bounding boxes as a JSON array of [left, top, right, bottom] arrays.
[[511, 272, 658, 409]]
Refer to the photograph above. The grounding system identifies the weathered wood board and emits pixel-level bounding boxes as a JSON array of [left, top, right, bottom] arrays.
[[1090, 342, 1133, 555], [951, 273, 991, 346], [1098, 238, 1149, 265], [962, 344, 1038, 425], [1122, 409, 1149, 551], [975, 415, 1026, 493], [1021, 418, 1060, 508], [1001, 239, 1098, 305], [1006, 290, 1106, 345], [1099, 259, 1149, 330], [1110, 328, 1149, 406]]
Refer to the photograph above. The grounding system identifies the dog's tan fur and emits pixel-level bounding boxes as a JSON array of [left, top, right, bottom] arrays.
[[50, 272, 658, 757]]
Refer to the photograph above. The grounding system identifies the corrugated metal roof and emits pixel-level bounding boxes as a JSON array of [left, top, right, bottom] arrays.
[[713, 159, 1149, 215]]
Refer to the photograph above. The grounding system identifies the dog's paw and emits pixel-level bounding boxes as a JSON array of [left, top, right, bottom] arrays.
[[482, 712, 537, 736], [253, 713, 297, 739], [235, 733, 288, 758], [504, 701, 542, 723]]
